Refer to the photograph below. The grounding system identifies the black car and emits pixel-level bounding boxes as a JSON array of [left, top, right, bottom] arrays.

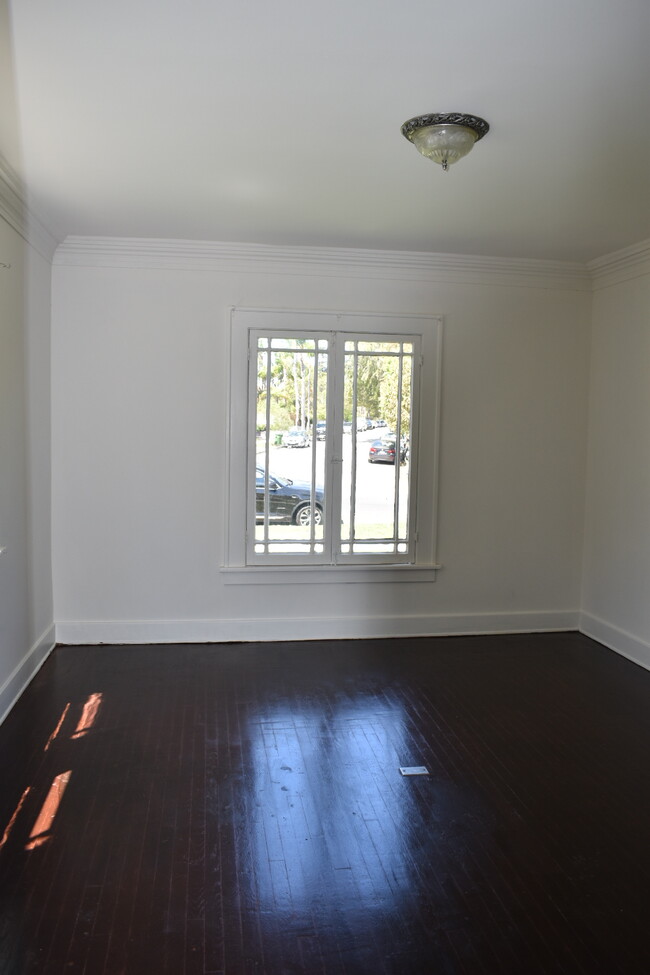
[[256, 468, 324, 525], [368, 436, 408, 464]]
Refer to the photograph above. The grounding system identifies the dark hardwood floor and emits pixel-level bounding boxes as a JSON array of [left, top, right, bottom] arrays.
[[1, 632, 650, 974]]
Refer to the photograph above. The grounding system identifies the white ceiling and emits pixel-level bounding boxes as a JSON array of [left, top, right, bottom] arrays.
[[4, 0, 650, 262]]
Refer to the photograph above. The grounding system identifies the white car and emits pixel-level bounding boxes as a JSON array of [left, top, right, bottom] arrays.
[[283, 427, 309, 447]]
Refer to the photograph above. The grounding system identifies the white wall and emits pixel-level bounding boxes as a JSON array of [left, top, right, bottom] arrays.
[[0, 214, 54, 721], [581, 261, 650, 668], [51, 242, 591, 644], [0, 0, 55, 720]]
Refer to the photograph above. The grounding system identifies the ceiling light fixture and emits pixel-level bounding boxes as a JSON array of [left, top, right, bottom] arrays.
[[401, 112, 489, 172]]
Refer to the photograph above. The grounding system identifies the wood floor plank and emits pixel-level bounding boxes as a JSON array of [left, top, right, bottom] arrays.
[[1, 633, 650, 972]]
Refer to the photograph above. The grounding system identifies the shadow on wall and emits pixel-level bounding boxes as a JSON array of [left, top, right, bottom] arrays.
[[0, 0, 21, 165], [0, 0, 53, 723]]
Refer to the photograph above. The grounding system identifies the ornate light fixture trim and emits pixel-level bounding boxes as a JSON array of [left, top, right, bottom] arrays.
[[401, 113, 489, 171]]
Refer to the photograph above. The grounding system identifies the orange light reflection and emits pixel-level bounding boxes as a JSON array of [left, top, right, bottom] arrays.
[[0, 787, 31, 851], [44, 702, 71, 752], [25, 770, 72, 851], [71, 692, 103, 739]]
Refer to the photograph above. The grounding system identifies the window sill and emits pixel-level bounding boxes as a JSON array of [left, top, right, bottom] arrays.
[[221, 563, 441, 585]]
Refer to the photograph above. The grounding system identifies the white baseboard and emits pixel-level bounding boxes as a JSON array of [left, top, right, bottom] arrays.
[[580, 613, 650, 671], [0, 623, 56, 725], [55, 611, 579, 646]]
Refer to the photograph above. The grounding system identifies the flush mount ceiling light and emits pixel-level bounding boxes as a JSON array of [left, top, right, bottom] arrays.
[[401, 112, 489, 172]]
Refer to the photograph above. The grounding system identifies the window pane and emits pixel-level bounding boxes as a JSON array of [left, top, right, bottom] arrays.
[[341, 340, 414, 557], [350, 541, 399, 554], [356, 340, 402, 354], [270, 336, 316, 350], [246, 322, 424, 566], [253, 338, 327, 556]]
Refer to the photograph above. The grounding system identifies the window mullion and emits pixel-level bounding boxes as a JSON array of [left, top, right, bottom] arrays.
[[247, 335, 262, 561], [393, 349, 403, 550], [310, 348, 318, 551], [328, 333, 344, 563], [263, 347, 273, 550], [349, 346, 359, 549], [404, 341, 419, 561]]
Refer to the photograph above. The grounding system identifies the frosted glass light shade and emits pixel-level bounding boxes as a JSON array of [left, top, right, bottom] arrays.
[[401, 113, 489, 171], [411, 124, 478, 170]]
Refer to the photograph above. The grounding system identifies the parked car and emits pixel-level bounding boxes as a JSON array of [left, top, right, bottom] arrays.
[[283, 427, 310, 448], [343, 421, 353, 434], [375, 419, 387, 428], [315, 420, 327, 440], [256, 468, 324, 525], [368, 435, 408, 464]]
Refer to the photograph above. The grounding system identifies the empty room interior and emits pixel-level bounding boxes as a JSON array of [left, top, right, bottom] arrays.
[[1, 0, 650, 972]]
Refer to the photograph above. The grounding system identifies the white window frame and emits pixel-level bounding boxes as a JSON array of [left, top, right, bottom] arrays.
[[222, 308, 443, 584]]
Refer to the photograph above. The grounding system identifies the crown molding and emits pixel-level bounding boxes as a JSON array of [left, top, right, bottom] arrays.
[[0, 155, 59, 262], [53, 235, 591, 291], [588, 238, 650, 290]]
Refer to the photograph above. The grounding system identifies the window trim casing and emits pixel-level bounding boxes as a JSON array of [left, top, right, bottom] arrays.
[[222, 307, 443, 582]]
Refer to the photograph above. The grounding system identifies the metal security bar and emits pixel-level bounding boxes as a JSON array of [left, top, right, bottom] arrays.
[[339, 338, 416, 561], [247, 328, 420, 566], [251, 333, 329, 561]]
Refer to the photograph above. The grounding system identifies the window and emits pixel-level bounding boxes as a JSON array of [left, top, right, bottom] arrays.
[[225, 309, 442, 579]]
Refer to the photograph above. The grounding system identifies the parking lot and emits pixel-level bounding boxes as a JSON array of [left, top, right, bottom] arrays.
[[257, 428, 410, 533]]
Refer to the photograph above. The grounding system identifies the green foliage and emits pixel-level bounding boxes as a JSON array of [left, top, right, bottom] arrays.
[[344, 347, 412, 433], [258, 339, 412, 435], [257, 345, 325, 431], [344, 354, 382, 421], [377, 355, 412, 435]]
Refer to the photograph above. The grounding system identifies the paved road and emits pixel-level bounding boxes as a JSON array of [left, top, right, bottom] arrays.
[[257, 430, 409, 531]]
